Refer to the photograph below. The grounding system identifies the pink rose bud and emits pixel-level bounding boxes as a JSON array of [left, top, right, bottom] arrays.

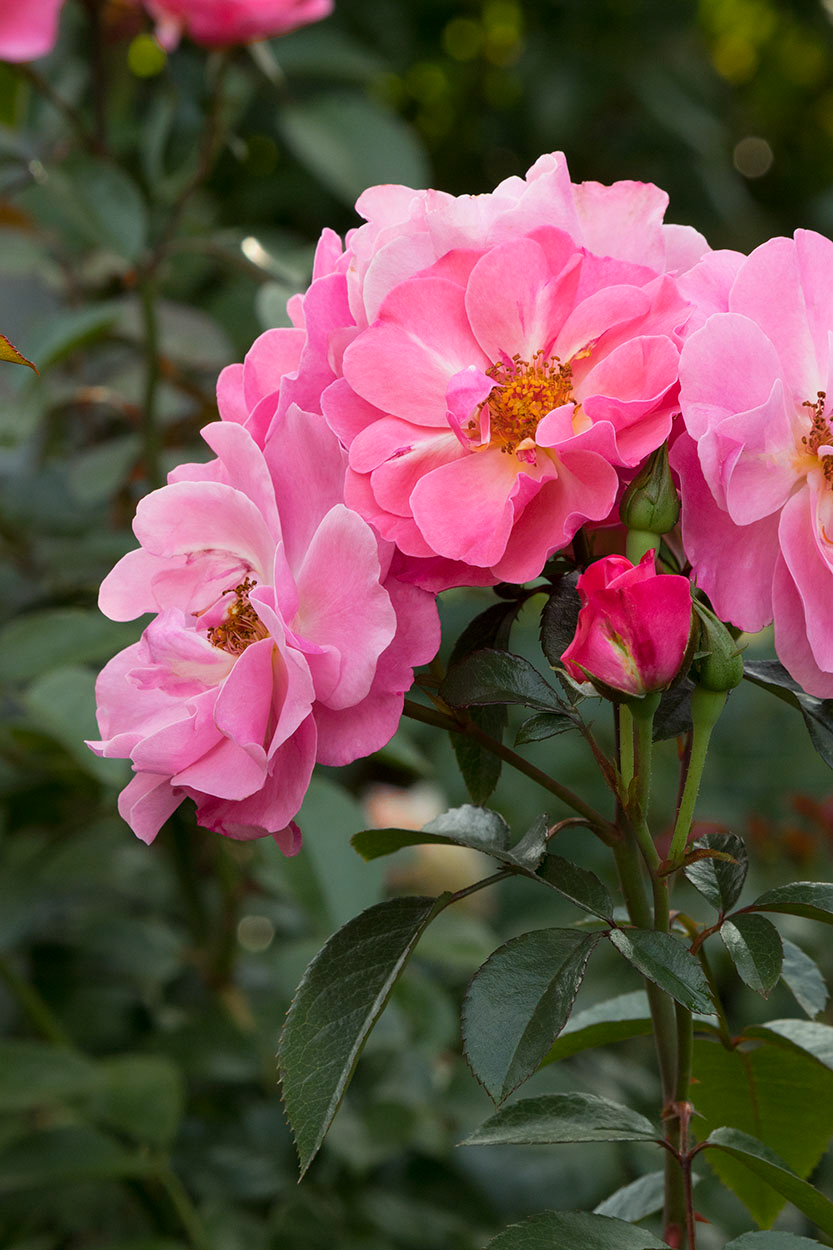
[[562, 552, 692, 698]]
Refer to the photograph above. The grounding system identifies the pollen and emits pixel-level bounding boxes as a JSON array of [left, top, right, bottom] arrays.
[[801, 391, 833, 487], [471, 351, 576, 454], [207, 577, 269, 655]]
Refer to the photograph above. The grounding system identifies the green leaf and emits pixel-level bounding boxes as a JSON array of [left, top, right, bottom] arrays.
[[721, 914, 783, 997], [0, 1040, 100, 1111], [0, 1126, 155, 1193], [724, 1234, 830, 1248], [693, 1037, 833, 1227], [352, 806, 550, 876], [449, 601, 522, 661], [451, 705, 504, 804], [744, 1018, 833, 1073], [748, 882, 833, 925], [594, 1169, 701, 1222], [68, 158, 147, 260], [278, 92, 430, 206], [536, 854, 614, 920], [684, 832, 748, 912], [483, 1209, 669, 1248], [539, 573, 581, 667], [514, 712, 573, 745], [541, 990, 654, 1065], [90, 1055, 184, 1148], [462, 1092, 660, 1146], [608, 928, 715, 1014], [0, 608, 138, 683], [462, 930, 599, 1101], [706, 1127, 833, 1237], [440, 649, 567, 714], [278, 895, 442, 1176], [744, 660, 833, 770], [780, 938, 829, 1018]]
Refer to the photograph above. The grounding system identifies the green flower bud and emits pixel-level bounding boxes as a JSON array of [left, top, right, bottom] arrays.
[[690, 601, 744, 692], [620, 444, 681, 535]]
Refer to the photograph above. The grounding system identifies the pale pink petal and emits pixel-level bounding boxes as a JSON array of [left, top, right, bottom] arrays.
[[772, 555, 833, 697], [118, 774, 183, 846], [133, 481, 275, 580], [322, 377, 388, 449], [200, 421, 281, 539], [369, 433, 464, 517], [555, 284, 651, 363], [679, 313, 783, 442], [778, 482, 833, 673], [173, 736, 267, 800], [263, 404, 348, 571], [216, 363, 248, 424], [242, 327, 304, 411], [464, 236, 579, 360], [718, 378, 797, 524], [409, 450, 519, 567]]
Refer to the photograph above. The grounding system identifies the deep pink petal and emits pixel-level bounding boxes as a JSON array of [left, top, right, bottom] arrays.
[[410, 451, 519, 567]]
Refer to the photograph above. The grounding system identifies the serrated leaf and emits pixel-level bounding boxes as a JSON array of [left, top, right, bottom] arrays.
[[721, 914, 782, 997], [463, 1091, 660, 1146], [351, 827, 479, 861], [0, 332, 37, 372], [744, 660, 833, 771], [744, 1019, 833, 1072], [514, 712, 573, 745], [652, 679, 694, 741], [483, 1209, 668, 1249], [706, 1127, 833, 1236], [539, 573, 581, 666], [537, 854, 614, 920], [441, 649, 566, 713], [693, 1038, 833, 1227], [609, 928, 715, 1014], [423, 804, 511, 852], [748, 882, 833, 925], [684, 832, 748, 912], [541, 990, 654, 1064], [278, 895, 442, 1175], [594, 1169, 701, 1222], [463, 930, 598, 1102], [352, 807, 549, 875], [508, 814, 550, 870], [450, 601, 522, 661], [780, 939, 829, 1018], [724, 1234, 829, 1248]]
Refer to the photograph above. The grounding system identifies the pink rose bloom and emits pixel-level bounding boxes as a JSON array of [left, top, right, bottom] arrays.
[[144, 0, 332, 48], [672, 229, 833, 697], [0, 0, 64, 61], [88, 405, 439, 851], [562, 552, 692, 697]]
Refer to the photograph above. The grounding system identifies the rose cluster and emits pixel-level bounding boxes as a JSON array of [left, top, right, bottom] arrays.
[[0, 0, 332, 61], [89, 151, 833, 846]]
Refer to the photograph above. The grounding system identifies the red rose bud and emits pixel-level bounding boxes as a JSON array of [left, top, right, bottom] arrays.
[[562, 552, 693, 699]]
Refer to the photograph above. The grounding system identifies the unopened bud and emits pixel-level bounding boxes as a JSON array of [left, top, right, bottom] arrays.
[[690, 602, 744, 692], [620, 444, 681, 535]]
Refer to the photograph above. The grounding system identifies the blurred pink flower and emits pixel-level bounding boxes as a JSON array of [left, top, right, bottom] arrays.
[[88, 406, 439, 850], [562, 552, 692, 697], [144, 0, 332, 48], [0, 0, 64, 61], [673, 229, 833, 696]]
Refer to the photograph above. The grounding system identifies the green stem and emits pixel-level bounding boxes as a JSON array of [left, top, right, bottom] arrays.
[[668, 687, 726, 866], [696, 945, 733, 1048], [626, 528, 659, 565], [138, 275, 163, 490], [156, 1167, 211, 1250], [618, 703, 634, 791], [630, 696, 661, 872], [403, 698, 617, 842], [0, 952, 72, 1046]]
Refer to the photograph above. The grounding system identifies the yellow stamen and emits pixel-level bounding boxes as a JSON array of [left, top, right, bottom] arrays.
[[207, 577, 269, 655], [470, 351, 577, 454]]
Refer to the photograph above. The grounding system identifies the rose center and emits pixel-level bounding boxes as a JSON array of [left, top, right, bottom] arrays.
[[473, 351, 575, 453], [207, 577, 269, 655], [801, 391, 833, 487]]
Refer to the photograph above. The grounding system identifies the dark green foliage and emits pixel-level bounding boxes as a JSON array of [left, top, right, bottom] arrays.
[[608, 928, 715, 1014], [482, 1210, 669, 1249], [462, 930, 598, 1101], [684, 831, 748, 912], [721, 914, 783, 997], [462, 1092, 661, 1146], [779, 939, 830, 1018]]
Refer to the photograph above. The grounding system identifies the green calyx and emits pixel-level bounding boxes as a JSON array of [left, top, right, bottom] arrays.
[[690, 602, 744, 692], [620, 444, 681, 535]]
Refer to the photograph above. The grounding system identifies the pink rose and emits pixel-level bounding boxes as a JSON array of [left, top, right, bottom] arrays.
[[88, 404, 439, 850], [0, 0, 64, 61], [672, 230, 833, 696], [562, 552, 692, 697], [308, 155, 707, 588], [144, 0, 332, 49]]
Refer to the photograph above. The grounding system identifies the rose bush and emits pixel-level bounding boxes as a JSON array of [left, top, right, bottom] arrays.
[[673, 229, 833, 696], [562, 551, 692, 697], [88, 400, 439, 850]]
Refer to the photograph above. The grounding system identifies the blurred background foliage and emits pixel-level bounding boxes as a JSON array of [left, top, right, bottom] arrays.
[[3, 1, 833, 1248]]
